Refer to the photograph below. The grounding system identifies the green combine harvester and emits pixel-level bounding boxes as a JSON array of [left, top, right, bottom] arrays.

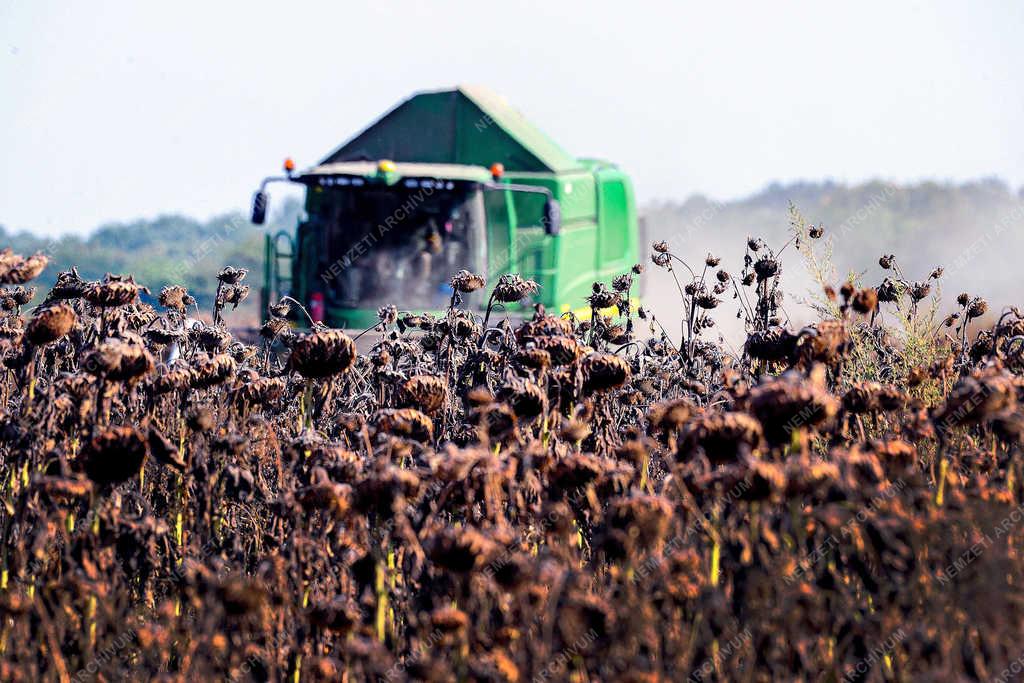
[[251, 85, 639, 330]]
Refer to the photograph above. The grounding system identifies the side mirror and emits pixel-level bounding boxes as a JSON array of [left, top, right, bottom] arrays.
[[543, 198, 561, 236], [251, 191, 268, 225]]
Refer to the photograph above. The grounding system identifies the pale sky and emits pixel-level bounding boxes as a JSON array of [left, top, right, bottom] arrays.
[[1, 0, 1021, 235]]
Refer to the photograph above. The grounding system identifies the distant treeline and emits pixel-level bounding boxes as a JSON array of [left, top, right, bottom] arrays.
[[0, 197, 303, 315]]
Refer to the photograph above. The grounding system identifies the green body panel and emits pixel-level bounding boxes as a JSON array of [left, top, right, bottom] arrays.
[[322, 86, 579, 173], [262, 87, 638, 328], [484, 186, 515, 277], [501, 170, 599, 313], [593, 165, 639, 282], [322, 304, 380, 330]]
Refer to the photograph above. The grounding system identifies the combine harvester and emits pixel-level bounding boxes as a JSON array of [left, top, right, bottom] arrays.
[[251, 86, 640, 331]]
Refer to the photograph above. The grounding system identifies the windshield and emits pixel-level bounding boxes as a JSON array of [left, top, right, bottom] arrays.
[[310, 180, 485, 310]]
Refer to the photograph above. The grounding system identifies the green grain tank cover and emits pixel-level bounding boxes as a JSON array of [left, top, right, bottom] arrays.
[[321, 85, 580, 174]]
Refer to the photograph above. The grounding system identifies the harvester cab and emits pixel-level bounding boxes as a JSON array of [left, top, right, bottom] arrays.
[[252, 85, 638, 330]]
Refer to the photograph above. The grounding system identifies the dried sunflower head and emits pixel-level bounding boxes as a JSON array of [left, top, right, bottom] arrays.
[[353, 465, 422, 519], [966, 298, 988, 320], [187, 406, 215, 432], [219, 284, 250, 308], [307, 597, 360, 635], [744, 327, 797, 362], [857, 438, 918, 470], [188, 324, 232, 353], [232, 376, 286, 407], [612, 273, 633, 292], [398, 312, 434, 332], [492, 274, 540, 304], [376, 304, 398, 326], [513, 347, 551, 372], [147, 425, 186, 471], [126, 303, 158, 330], [587, 284, 622, 310], [910, 281, 931, 302], [0, 251, 48, 284], [559, 417, 591, 443], [469, 402, 518, 444], [268, 299, 292, 318], [710, 459, 786, 503], [877, 277, 900, 303], [84, 338, 154, 382], [401, 374, 447, 415], [605, 494, 672, 554], [427, 528, 498, 574], [46, 267, 89, 300], [581, 352, 631, 393], [9, 286, 35, 306], [144, 327, 182, 348], [227, 342, 258, 364], [450, 269, 486, 293], [532, 335, 583, 366], [748, 370, 839, 445], [372, 408, 434, 442], [217, 266, 248, 285], [148, 365, 195, 395], [260, 317, 291, 341], [754, 256, 780, 281], [158, 285, 194, 312], [678, 411, 763, 464], [25, 302, 76, 346], [850, 287, 878, 314], [604, 323, 628, 344], [794, 320, 850, 367], [842, 381, 885, 414], [496, 378, 546, 420], [694, 293, 721, 310], [933, 368, 1016, 430], [190, 353, 237, 388], [84, 276, 146, 307], [80, 426, 148, 487], [441, 309, 478, 338], [516, 314, 574, 341], [289, 329, 356, 378], [648, 398, 694, 434], [298, 481, 353, 518]]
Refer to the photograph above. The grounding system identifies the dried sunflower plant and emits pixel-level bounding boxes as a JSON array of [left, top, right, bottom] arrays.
[[0, 212, 1020, 683]]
